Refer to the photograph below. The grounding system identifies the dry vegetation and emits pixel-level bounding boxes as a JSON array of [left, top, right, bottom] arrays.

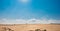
[[0, 24, 60, 31]]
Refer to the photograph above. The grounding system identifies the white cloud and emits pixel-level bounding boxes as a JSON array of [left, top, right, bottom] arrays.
[[0, 18, 60, 24]]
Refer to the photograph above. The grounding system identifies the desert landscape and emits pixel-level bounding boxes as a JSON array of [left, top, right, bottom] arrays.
[[0, 24, 60, 31]]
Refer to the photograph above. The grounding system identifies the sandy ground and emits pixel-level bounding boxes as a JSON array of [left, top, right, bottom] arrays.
[[0, 24, 60, 31]]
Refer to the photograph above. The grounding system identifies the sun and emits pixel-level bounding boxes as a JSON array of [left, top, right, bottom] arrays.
[[18, 0, 31, 4], [20, 0, 29, 3]]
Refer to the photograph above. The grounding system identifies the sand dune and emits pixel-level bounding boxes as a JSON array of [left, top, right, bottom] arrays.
[[0, 24, 60, 31]]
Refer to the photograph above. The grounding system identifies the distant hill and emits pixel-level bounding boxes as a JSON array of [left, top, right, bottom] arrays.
[[50, 23, 60, 25]]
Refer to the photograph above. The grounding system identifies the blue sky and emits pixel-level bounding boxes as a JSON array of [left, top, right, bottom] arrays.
[[0, 0, 60, 24]]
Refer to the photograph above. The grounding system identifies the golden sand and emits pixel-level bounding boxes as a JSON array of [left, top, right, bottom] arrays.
[[0, 24, 60, 31]]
